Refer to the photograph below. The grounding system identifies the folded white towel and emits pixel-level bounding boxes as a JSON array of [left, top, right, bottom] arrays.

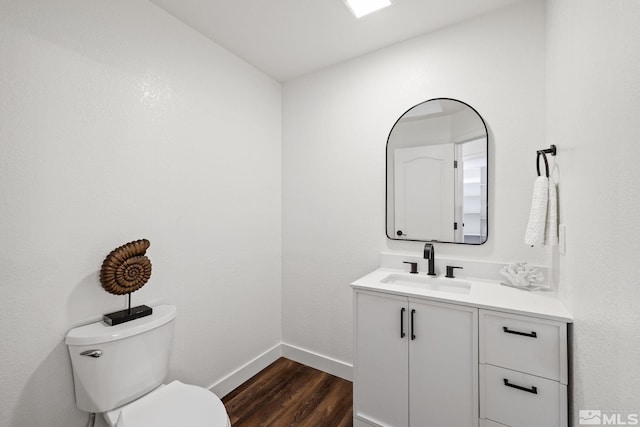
[[546, 176, 558, 246], [524, 176, 549, 246]]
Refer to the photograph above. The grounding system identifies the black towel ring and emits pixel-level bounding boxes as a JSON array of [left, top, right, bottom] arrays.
[[536, 145, 557, 178], [536, 152, 549, 177]]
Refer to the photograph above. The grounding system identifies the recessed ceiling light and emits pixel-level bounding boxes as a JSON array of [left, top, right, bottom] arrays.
[[343, 0, 392, 18]]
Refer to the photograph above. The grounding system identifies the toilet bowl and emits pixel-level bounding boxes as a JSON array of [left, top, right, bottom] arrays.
[[104, 381, 230, 427], [66, 305, 230, 427]]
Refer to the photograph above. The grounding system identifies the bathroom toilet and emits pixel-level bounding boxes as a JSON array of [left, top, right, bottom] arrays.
[[102, 380, 229, 427], [65, 305, 231, 427]]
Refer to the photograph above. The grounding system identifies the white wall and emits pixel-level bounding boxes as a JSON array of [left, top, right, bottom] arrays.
[[546, 0, 640, 420], [282, 1, 547, 365], [0, 1, 281, 426]]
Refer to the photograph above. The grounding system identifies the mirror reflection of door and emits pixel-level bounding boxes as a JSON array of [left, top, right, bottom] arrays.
[[394, 144, 455, 241]]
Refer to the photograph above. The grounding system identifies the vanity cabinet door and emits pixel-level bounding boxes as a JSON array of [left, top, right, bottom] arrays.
[[354, 291, 409, 427], [409, 298, 478, 427]]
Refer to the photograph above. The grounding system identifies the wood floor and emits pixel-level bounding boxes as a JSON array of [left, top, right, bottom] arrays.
[[222, 358, 353, 427]]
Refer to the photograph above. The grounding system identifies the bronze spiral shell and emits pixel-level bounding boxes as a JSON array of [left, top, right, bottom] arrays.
[[100, 239, 152, 295]]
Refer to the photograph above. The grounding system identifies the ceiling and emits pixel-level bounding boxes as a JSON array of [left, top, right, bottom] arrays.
[[149, 0, 526, 82]]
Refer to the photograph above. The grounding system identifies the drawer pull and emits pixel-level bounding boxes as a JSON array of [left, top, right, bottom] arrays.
[[503, 378, 538, 394], [400, 308, 406, 338], [503, 326, 537, 338]]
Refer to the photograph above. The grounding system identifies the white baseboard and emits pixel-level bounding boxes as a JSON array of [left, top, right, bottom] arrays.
[[207, 342, 354, 398], [281, 342, 353, 381], [208, 343, 282, 398]]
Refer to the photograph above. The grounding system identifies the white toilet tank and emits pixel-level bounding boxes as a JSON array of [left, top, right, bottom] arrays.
[[66, 305, 177, 413]]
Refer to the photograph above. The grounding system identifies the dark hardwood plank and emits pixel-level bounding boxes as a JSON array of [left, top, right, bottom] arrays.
[[222, 358, 353, 427]]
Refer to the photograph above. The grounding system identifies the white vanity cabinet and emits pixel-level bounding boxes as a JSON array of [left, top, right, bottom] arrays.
[[479, 310, 569, 427], [352, 267, 572, 427], [353, 290, 478, 427]]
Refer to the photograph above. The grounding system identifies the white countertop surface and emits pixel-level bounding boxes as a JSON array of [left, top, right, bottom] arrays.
[[351, 268, 572, 322]]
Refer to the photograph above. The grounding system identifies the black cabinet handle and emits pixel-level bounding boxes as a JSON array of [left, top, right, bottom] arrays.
[[400, 308, 406, 338], [411, 309, 416, 340], [503, 326, 537, 338], [503, 378, 538, 394]]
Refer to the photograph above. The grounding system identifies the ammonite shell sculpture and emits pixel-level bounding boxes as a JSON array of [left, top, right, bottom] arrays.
[[100, 239, 152, 295]]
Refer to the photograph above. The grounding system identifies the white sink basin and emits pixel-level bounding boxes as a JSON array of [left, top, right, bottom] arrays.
[[380, 273, 471, 294]]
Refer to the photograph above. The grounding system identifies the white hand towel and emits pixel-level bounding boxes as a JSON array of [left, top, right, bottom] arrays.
[[546, 176, 558, 246], [524, 176, 549, 246]]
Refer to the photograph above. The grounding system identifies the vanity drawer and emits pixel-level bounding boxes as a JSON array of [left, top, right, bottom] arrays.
[[480, 364, 567, 427], [480, 310, 567, 383]]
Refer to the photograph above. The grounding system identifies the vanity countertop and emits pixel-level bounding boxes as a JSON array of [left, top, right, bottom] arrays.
[[351, 268, 572, 322]]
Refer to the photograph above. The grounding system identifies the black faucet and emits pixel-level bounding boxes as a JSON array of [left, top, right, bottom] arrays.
[[423, 243, 436, 276], [403, 261, 418, 274], [445, 266, 463, 278]]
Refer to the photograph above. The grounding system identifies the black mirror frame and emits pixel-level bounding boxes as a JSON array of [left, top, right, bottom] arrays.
[[385, 97, 489, 245]]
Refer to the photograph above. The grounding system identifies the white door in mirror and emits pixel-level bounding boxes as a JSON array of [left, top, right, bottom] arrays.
[[394, 144, 455, 241]]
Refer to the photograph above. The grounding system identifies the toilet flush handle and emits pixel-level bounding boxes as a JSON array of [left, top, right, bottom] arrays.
[[80, 349, 102, 358]]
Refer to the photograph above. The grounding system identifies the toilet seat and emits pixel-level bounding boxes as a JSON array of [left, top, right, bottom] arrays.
[[113, 381, 230, 427]]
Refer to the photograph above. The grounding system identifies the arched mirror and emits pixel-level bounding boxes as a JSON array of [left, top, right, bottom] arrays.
[[386, 98, 488, 244]]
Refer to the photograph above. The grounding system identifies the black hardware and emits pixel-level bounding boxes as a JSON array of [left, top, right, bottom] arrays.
[[454, 160, 458, 168], [410, 309, 416, 340], [397, 230, 405, 236], [539, 144, 557, 156], [403, 261, 418, 274], [445, 266, 463, 278], [503, 326, 538, 338], [503, 378, 538, 394], [400, 308, 406, 338], [454, 222, 458, 230], [536, 144, 557, 178], [423, 243, 436, 276]]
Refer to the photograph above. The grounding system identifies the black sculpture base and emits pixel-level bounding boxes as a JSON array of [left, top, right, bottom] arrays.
[[103, 305, 153, 326]]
